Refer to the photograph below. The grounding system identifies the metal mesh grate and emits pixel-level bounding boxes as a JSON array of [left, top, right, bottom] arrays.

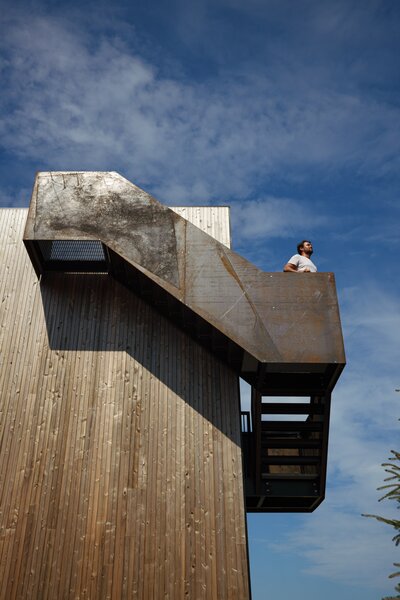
[[38, 240, 105, 262]]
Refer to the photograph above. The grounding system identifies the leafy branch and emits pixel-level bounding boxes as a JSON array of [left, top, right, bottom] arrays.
[[362, 450, 400, 599]]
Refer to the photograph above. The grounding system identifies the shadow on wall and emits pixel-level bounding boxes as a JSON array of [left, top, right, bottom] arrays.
[[39, 272, 242, 445]]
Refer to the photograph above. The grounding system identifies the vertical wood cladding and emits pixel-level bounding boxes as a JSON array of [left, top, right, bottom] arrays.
[[0, 210, 250, 600], [170, 206, 231, 248]]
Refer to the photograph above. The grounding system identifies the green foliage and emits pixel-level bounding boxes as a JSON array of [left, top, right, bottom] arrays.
[[363, 450, 400, 600]]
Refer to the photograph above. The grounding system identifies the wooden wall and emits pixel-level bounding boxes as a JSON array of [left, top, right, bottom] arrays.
[[170, 206, 231, 248], [0, 210, 250, 599]]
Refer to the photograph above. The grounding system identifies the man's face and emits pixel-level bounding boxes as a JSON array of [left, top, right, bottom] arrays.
[[301, 241, 313, 255]]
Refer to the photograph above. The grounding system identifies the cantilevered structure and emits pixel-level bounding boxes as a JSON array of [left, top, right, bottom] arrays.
[[24, 172, 344, 397], [0, 172, 345, 599]]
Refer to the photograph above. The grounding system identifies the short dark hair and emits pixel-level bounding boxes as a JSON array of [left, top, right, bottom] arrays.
[[297, 240, 311, 254]]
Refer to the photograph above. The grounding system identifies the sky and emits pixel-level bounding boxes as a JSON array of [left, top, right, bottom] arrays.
[[1, 0, 399, 598]]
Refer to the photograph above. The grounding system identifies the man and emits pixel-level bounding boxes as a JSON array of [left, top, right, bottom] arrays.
[[283, 240, 317, 273]]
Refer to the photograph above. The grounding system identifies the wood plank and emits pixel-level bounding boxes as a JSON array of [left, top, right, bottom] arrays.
[[0, 209, 250, 600]]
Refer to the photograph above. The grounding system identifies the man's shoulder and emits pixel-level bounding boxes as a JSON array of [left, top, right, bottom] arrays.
[[288, 254, 301, 264]]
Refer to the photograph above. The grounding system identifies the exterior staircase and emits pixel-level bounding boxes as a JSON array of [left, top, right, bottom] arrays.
[[242, 387, 331, 512]]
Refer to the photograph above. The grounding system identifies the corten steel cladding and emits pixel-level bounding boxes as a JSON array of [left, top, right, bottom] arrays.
[[24, 171, 345, 394]]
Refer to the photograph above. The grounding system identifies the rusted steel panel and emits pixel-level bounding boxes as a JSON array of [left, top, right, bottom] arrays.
[[24, 172, 345, 393], [24, 172, 182, 287]]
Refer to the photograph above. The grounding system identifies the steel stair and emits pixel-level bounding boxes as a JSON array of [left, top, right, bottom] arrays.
[[242, 388, 331, 512]]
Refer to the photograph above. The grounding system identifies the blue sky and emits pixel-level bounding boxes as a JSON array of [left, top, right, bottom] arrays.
[[1, 1, 399, 598]]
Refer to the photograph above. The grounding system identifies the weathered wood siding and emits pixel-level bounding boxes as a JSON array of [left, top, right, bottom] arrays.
[[0, 209, 250, 600], [170, 206, 231, 248]]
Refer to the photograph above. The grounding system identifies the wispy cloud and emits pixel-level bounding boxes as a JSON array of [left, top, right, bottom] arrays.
[[0, 10, 398, 205], [230, 196, 327, 242], [275, 509, 396, 588]]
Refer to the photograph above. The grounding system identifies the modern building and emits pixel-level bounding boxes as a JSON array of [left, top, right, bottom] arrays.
[[0, 172, 345, 599]]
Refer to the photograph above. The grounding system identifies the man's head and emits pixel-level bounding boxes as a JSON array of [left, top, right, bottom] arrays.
[[297, 240, 313, 257]]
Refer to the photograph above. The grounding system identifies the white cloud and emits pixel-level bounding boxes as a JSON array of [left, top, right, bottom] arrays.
[[340, 284, 400, 372], [275, 509, 396, 588], [0, 11, 399, 204], [230, 196, 327, 242]]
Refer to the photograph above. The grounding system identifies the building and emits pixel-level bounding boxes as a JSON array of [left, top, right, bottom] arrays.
[[0, 172, 345, 599]]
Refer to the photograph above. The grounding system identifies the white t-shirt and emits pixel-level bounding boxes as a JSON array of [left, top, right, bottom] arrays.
[[288, 254, 317, 272]]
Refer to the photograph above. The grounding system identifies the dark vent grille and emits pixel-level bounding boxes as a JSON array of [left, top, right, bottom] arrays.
[[38, 240, 105, 261], [36, 240, 108, 272]]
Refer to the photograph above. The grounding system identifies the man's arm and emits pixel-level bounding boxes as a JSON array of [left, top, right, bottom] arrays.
[[283, 262, 310, 273], [283, 262, 298, 272]]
